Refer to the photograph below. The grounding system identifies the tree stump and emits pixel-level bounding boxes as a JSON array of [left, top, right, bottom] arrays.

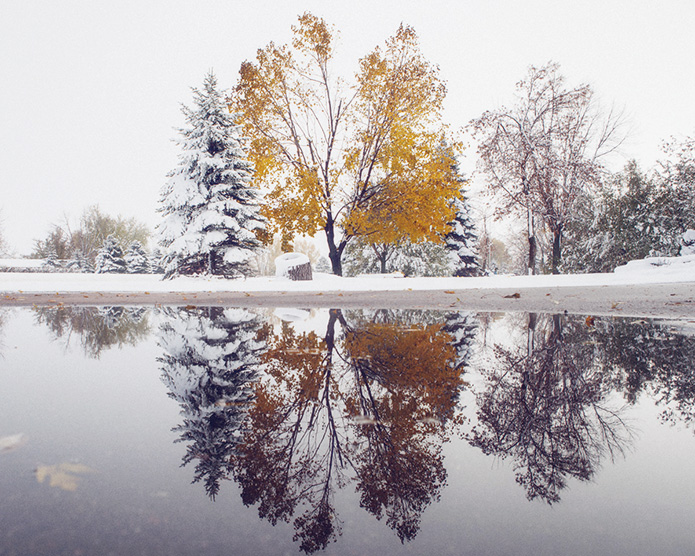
[[275, 253, 313, 281]]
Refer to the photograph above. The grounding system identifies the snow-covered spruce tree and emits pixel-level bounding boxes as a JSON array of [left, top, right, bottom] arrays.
[[149, 247, 165, 274], [159, 307, 264, 499], [158, 72, 265, 279], [124, 240, 150, 274], [445, 192, 479, 277], [94, 235, 126, 274]]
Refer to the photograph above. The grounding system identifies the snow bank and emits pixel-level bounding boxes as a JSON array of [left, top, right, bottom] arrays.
[[0, 259, 44, 269], [1, 253, 694, 296], [614, 254, 695, 277]]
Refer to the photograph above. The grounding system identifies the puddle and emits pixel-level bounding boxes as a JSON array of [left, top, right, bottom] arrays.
[[1, 306, 694, 555]]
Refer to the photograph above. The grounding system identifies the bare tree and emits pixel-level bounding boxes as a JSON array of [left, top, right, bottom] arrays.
[[471, 62, 624, 274]]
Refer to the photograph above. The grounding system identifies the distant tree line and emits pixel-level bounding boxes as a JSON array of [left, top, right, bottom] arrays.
[[29, 205, 159, 274]]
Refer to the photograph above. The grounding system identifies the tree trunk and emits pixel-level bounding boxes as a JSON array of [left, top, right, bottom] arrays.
[[527, 210, 536, 275], [371, 243, 389, 274], [324, 212, 345, 276], [528, 235, 536, 275], [551, 227, 562, 275]]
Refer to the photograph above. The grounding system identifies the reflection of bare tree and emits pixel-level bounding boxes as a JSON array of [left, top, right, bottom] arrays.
[[231, 309, 472, 553], [469, 313, 631, 504], [34, 306, 150, 358], [159, 307, 264, 499], [597, 320, 695, 430]]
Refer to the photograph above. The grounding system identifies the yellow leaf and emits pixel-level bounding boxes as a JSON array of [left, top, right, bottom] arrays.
[[35, 463, 95, 492]]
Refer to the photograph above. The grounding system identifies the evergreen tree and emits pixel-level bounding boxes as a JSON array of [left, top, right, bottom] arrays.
[[563, 160, 692, 273], [315, 256, 332, 274], [158, 72, 265, 278], [149, 247, 165, 274], [94, 235, 126, 274], [445, 192, 480, 276], [124, 240, 150, 274], [656, 136, 695, 247], [70, 249, 93, 273]]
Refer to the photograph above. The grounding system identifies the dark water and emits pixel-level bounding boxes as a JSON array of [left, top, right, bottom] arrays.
[[1, 306, 695, 556]]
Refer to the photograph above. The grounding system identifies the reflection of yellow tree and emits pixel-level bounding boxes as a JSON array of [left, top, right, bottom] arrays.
[[344, 321, 463, 541], [231, 310, 469, 553], [233, 312, 346, 553], [34, 306, 150, 358], [469, 314, 630, 504]]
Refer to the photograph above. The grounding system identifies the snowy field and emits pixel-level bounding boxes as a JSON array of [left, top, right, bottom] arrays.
[[1, 255, 694, 318], [1, 254, 694, 293]]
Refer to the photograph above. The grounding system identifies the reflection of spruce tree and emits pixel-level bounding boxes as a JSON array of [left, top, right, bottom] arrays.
[[33, 306, 150, 358], [469, 314, 630, 504], [596, 319, 695, 429], [159, 307, 263, 499], [443, 310, 478, 372]]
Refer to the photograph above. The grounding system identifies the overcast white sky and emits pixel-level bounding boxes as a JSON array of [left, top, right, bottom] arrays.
[[1, 0, 693, 255]]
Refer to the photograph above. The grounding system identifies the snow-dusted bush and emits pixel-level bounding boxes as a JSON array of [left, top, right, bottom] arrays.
[[124, 241, 150, 274], [681, 229, 695, 256], [94, 235, 126, 274]]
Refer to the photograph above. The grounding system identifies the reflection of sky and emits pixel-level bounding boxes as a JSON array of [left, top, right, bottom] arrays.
[[1, 307, 695, 555]]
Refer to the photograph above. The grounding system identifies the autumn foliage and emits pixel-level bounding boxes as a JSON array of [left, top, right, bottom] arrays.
[[232, 14, 461, 275]]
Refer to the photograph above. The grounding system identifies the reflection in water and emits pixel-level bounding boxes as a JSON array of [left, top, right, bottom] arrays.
[[0, 308, 6, 355], [342, 311, 469, 543], [156, 307, 695, 551], [158, 307, 265, 499], [596, 319, 695, 430], [469, 313, 632, 504], [24, 303, 695, 553], [159, 308, 475, 553], [33, 306, 150, 358]]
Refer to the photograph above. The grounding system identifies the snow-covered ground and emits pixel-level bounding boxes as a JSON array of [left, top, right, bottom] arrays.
[[1, 255, 694, 294]]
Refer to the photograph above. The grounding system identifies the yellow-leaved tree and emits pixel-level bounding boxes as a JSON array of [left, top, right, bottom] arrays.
[[232, 13, 461, 275]]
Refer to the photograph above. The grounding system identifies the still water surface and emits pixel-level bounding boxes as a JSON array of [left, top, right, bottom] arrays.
[[1, 306, 694, 555]]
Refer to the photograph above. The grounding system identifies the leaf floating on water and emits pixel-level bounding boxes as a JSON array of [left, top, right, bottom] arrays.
[[0, 433, 26, 453], [35, 463, 95, 492]]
